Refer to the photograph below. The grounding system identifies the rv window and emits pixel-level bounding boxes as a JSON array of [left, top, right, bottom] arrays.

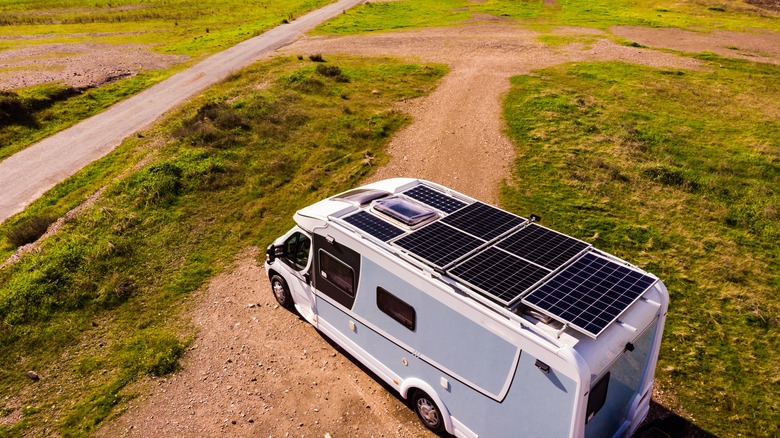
[[377, 287, 416, 331], [283, 232, 311, 271], [319, 251, 355, 297], [586, 372, 610, 424]]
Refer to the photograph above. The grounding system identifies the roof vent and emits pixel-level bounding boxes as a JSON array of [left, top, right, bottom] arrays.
[[335, 189, 390, 206], [374, 197, 438, 227]]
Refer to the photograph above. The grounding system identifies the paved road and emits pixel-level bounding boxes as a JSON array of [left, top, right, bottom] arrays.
[[0, 0, 365, 224]]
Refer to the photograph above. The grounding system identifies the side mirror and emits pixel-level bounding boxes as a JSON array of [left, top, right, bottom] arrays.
[[303, 272, 311, 285], [266, 244, 276, 263]]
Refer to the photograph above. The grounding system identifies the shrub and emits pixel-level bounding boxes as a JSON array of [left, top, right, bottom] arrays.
[[315, 64, 350, 83], [309, 53, 324, 62], [7, 215, 57, 247]]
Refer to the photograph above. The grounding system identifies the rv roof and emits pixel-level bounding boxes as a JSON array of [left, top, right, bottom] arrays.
[[327, 180, 657, 339]]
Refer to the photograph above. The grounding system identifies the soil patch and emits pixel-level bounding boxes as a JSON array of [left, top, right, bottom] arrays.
[[0, 43, 188, 90], [612, 26, 780, 64]]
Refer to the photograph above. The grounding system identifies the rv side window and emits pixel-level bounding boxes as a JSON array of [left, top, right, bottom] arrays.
[[377, 287, 416, 331], [319, 251, 355, 296], [586, 372, 610, 424]]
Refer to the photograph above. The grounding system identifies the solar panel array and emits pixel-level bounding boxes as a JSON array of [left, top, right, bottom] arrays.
[[343, 211, 405, 242], [403, 185, 467, 214], [337, 183, 655, 338], [522, 253, 657, 338]]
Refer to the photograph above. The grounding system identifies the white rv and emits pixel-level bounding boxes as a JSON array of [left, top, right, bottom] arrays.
[[264, 178, 668, 438]]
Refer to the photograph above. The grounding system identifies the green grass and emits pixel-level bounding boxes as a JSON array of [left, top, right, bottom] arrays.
[[0, 54, 446, 435], [0, 0, 333, 56], [314, 0, 780, 34], [501, 57, 779, 436]]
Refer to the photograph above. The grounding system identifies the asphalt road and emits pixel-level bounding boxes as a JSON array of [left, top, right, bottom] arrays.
[[0, 0, 365, 225]]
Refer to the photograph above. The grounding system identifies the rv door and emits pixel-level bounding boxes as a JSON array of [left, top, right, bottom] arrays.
[[280, 231, 316, 323]]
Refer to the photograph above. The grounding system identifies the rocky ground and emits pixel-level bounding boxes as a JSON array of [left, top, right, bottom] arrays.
[[0, 41, 187, 90], [4, 14, 778, 438]]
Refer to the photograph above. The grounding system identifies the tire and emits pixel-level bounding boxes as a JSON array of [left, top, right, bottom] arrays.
[[270, 274, 293, 309], [412, 390, 446, 434]]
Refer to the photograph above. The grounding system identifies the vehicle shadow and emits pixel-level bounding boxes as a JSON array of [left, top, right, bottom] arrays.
[[634, 401, 717, 438]]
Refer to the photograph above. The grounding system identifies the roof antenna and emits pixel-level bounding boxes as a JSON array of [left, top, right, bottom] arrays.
[[530, 214, 541, 223]]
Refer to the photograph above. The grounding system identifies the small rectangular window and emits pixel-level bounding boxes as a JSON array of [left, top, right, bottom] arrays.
[[377, 287, 416, 331], [319, 251, 355, 296], [586, 372, 610, 424]]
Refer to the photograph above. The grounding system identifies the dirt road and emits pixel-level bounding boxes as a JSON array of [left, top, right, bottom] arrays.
[[0, 0, 367, 225], [93, 21, 780, 437]]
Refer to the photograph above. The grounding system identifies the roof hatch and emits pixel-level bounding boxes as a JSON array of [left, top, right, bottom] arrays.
[[374, 197, 438, 227]]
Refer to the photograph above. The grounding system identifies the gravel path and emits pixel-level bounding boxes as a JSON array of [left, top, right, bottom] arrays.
[[99, 21, 779, 438]]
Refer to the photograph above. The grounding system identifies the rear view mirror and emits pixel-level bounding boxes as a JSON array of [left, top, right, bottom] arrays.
[[266, 244, 276, 263]]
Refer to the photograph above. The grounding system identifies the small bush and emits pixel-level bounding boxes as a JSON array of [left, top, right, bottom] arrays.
[[309, 53, 324, 62], [315, 64, 350, 83], [7, 215, 57, 247]]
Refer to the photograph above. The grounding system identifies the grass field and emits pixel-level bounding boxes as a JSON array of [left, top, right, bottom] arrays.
[[501, 57, 779, 436], [315, 0, 780, 35], [0, 0, 333, 160], [0, 55, 446, 435]]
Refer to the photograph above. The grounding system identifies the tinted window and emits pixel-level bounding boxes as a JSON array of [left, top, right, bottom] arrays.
[[319, 251, 355, 296], [586, 372, 610, 424], [377, 287, 416, 331], [284, 232, 311, 270]]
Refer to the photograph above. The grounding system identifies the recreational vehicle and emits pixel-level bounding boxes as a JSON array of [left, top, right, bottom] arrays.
[[264, 178, 668, 438]]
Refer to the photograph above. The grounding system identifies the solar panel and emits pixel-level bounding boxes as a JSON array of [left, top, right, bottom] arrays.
[[441, 202, 524, 241], [450, 247, 552, 306], [343, 211, 405, 242], [403, 185, 468, 214], [497, 224, 590, 270], [393, 222, 484, 268], [522, 253, 657, 338]]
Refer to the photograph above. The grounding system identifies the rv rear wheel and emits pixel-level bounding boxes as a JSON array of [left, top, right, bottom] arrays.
[[270, 274, 293, 309], [412, 390, 446, 434]]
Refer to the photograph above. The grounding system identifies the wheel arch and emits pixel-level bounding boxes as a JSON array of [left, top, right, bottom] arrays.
[[266, 267, 281, 280], [400, 378, 453, 434]]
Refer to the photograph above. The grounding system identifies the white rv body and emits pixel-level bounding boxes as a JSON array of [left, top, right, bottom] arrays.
[[264, 178, 668, 437]]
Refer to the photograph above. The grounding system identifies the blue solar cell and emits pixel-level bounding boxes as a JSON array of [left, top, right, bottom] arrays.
[[394, 222, 484, 268], [403, 185, 467, 214], [522, 252, 657, 338], [343, 211, 405, 242], [497, 224, 590, 270], [441, 202, 524, 241], [449, 247, 551, 305]]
